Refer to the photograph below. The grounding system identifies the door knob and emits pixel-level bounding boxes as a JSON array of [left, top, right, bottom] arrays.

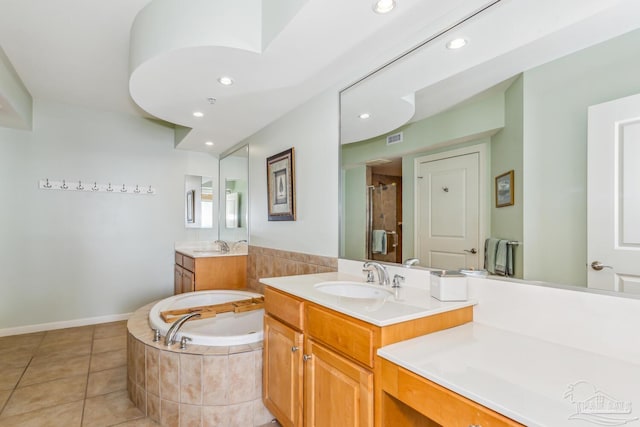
[[464, 248, 477, 254], [590, 261, 613, 271], [303, 354, 312, 362], [291, 346, 299, 353]]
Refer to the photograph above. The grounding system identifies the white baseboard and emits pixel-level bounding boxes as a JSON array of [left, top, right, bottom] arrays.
[[0, 312, 133, 337]]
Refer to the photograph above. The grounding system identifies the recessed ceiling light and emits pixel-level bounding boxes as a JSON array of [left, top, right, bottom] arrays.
[[193, 111, 204, 118], [218, 76, 234, 86], [359, 113, 371, 119], [372, 0, 396, 14], [446, 38, 468, 50], [205, 141, 214, 146]]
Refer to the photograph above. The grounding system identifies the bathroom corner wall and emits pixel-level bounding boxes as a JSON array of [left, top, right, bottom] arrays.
[[0, 99, 218, 331], [244, 90, 340, 258], [247, 245, 337, 293]]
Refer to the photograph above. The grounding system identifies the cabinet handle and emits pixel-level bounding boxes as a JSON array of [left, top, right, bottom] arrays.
[[291, 346, 299, 353], [303, 354, 312, 362]]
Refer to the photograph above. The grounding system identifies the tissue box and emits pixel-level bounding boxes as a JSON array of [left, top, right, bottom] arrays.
[[430, 270, 468, 301]]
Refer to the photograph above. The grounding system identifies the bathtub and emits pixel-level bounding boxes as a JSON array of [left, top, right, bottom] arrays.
[[127, 290, 274, 426], [148, 290, 264, 346]]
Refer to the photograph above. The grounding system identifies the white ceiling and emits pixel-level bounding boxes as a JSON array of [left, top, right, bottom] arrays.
[[341, 0, 640, 144], [2, 0, 639, 155]]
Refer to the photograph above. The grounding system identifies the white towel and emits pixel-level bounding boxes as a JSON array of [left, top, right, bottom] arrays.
[[371, 230, 387, 255]]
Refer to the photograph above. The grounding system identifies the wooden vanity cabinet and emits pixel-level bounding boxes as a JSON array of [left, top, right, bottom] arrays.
[[263, 287, 305, 427], [174, 251, 247, 294], [304, 338, 374, 427], [379, 358, 523, 427], [174, 264, 195, 293], [263, 285, 473, 427]]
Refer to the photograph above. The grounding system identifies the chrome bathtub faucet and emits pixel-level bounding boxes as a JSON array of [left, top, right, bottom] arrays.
[[165, 312, 201, 346]]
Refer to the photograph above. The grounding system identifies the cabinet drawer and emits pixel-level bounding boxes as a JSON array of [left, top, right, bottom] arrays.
[[182, 255, 195, 272], [381, 359, 522, 426], [264, 287, 304, 330], [175, 252, 183, 266], [306, 304, 375, 367]]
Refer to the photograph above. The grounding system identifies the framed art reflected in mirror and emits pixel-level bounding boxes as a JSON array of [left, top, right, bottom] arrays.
[[495, 170, 514, 208]]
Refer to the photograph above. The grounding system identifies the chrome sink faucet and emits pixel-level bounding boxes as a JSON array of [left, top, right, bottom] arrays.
[[214, 240, 230, 253], [363, 261, 390, 286]]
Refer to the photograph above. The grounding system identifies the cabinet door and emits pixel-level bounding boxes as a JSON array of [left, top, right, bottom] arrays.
[[181, 269, 195, 293], [174, 265, 183, 295], [263, 315, 303, 427], [304, 339, 373, 427]]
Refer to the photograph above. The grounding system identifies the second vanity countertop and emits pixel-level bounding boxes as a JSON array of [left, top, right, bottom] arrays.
[[175, 242, 248, 259], [378, 322, 640, 426], [259, 272, 475, 327]]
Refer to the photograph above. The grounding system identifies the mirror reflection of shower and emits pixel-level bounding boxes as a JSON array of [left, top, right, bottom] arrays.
[[366, 158, 402, 263]]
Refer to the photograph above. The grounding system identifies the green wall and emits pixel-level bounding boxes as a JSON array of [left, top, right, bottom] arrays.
[[522, 28, 640, 286], [490, 75, 524, 278]]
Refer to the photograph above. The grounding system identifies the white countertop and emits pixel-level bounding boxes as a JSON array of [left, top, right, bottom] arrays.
[[175, 241, 248, 258], [175, 248, 248, 258], [377, 323, 640, 426], [259, 272, 475, 327]]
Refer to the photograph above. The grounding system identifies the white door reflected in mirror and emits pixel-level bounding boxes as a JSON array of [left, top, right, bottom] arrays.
[[587, 93, 640, 294]]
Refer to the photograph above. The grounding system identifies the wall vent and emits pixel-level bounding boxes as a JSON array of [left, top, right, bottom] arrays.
[[386, 132, 403, 145]]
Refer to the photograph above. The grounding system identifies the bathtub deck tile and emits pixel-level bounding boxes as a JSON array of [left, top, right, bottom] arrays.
[[146, 346, 160, 397], [159, 351, 180, 402], [160, 399, 179, 427], [228, 344, 253, 355], [179, 354, 203, 405], [227, 352, 256, 404], [202, 356, 228, 405], [180, 403, 202, 427]]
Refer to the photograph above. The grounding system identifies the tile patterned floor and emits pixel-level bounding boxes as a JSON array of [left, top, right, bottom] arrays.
[[0, 321, 160, 427]]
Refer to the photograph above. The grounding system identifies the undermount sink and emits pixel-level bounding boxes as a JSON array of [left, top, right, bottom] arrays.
[[314, 281, 393, 299]]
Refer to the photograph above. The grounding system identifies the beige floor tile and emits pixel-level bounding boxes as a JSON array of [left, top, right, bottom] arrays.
[[0, 366, 25, 391], [82, 390, 144, 427], [18, 354, 90, 387], [90, 348, 126, 372], [0, 334, 44, 356], [87, 366, 127, 397], [93, 335, 127, 354], [0, 389, 11, 409], [35, 340, 92, 357], [111, 418, 161, 426], [0, 351, 33, 370], [0, 400, 82, 427], [39, 330, 93, 348], [2, 375, 86, 417], [42, 325, 94, 341], [94, 321, 127, 340]]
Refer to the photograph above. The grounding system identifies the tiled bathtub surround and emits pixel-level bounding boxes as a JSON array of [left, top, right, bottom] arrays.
[[127, 303, 273, 427], [247, 245, 337, 293]]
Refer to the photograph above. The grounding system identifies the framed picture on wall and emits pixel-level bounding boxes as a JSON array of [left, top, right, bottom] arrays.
[[495, 170, 514, 207], [186, 189, 195, 223], [267, 147, 296, 221]]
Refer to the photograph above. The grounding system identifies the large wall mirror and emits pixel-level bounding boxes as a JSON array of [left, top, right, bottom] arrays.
[[185, 174, 214, 228], [219, 144, 249, 243], [340, 1, 640, 295]]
